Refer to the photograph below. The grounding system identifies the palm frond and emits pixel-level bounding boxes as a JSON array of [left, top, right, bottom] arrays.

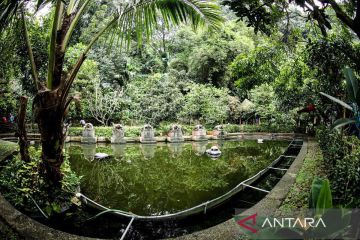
[[320, 92, 354, 112], [0, 0, 23, 31], [111, 0, 224, 48], [331, 118, 356, 129], [47, 0, 63, 89], [343, 67, 359, 104], [0, 0, 52, 32]]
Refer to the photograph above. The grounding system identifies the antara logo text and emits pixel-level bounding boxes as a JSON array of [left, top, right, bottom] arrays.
[[237, 213, 326, 234]]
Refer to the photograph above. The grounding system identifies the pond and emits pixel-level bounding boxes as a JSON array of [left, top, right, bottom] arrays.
[[66, 140, 289, 216]]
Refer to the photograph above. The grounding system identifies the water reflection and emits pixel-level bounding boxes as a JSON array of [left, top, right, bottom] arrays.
[[168, 142, 184, 157], [191, 141, 208, 155], [111, 144, 126, 159], [81, 144, 97, 161], [66, 140, 289, 215], [140, 143, 157, 159]]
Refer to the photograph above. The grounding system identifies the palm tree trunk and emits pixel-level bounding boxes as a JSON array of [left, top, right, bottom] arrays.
[[33, 90, 66, 185]]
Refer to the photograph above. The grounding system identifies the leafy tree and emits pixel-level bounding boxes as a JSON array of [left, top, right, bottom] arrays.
[[222, 0, 360, 39], [249, 83, 295, 126], [228, 41, 283, 96], [273, 50, 317, 111], [187, 21, 255, 88], [227, 95, 242, 123], [87, 86, 124, 126], [0, 0, 223, 184], [178, 83, 229, 125], [125, 73, 184, 125], [249, 83, 277, 120], [305, 35, 360, 97]]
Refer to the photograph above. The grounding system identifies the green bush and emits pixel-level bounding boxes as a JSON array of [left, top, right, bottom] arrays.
[[223, 124, 294, 133], [316, 126, 360, 207], [331, 137, 360, 206], [0, 147, 80, 217], [316, 126, 346, 170], [223, 124, 241, 133]]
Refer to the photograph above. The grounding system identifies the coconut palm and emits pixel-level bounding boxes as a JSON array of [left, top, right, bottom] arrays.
[[320, 67, 360, 130], [0, 0, 223, 184]]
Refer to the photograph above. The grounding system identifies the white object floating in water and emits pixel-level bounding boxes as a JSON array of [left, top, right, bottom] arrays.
[[206, 146, 221, 157], [94, 153, 109, 159], [257, 139, 264, 143]]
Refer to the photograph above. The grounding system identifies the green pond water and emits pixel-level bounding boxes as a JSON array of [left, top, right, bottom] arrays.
[[66, 140, 288, 216]]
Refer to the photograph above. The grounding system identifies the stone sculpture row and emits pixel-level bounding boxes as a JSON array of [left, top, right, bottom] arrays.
[[81, 123, 227, 144]]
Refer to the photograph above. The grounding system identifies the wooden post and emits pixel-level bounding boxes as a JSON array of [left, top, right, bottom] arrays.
[[17, 96, 30, 162]]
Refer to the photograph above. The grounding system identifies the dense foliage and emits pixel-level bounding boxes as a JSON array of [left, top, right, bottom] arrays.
[[317, 127, 360, 207], [0, 147, 80, 216]]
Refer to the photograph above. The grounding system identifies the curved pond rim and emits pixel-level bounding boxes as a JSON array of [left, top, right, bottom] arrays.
[[75, 139, 302, 221]]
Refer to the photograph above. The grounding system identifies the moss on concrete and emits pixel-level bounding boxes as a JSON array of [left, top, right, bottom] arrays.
[[0, 140, 17, 162], [276, 140, 326, 216]]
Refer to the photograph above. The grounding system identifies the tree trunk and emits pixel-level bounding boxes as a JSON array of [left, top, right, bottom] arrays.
[[17, 96, 30, 162], [33, 90, 66, 185]]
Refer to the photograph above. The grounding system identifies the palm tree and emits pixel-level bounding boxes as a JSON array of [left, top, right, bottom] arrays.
[[0, 0, 223, 184], [320, 67, 360, 130]]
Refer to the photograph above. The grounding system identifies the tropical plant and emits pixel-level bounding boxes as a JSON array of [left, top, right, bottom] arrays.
[[309, 178, 333, 216], [0, 0, 223, 185], [320, 68, 360, 130]]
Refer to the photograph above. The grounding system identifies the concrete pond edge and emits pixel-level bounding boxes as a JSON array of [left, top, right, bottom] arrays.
[[175, 137, 308, 240]]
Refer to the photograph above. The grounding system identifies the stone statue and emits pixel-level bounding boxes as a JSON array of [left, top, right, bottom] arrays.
[[192, 124, 208, 141], [81, 123, 96, 143], [140, 124, 156, 143], [167, 124, 184, 142], [213, 125, 227, 139], [111, 124, 126, 144]]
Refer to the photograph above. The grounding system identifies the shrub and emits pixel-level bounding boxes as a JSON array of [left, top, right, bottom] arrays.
[[331, 137, 360, 206], [223, 124, 241, 133], [0, 147, 80, 217], [316, 126, 360, 207], [316, 126, 346, 170]]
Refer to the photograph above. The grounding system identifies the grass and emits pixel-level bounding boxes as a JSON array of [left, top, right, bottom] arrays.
[[276, 140, 326, 216]]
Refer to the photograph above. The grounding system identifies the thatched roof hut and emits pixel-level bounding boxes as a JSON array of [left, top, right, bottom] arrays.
[[239, 99, 255, 113]]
